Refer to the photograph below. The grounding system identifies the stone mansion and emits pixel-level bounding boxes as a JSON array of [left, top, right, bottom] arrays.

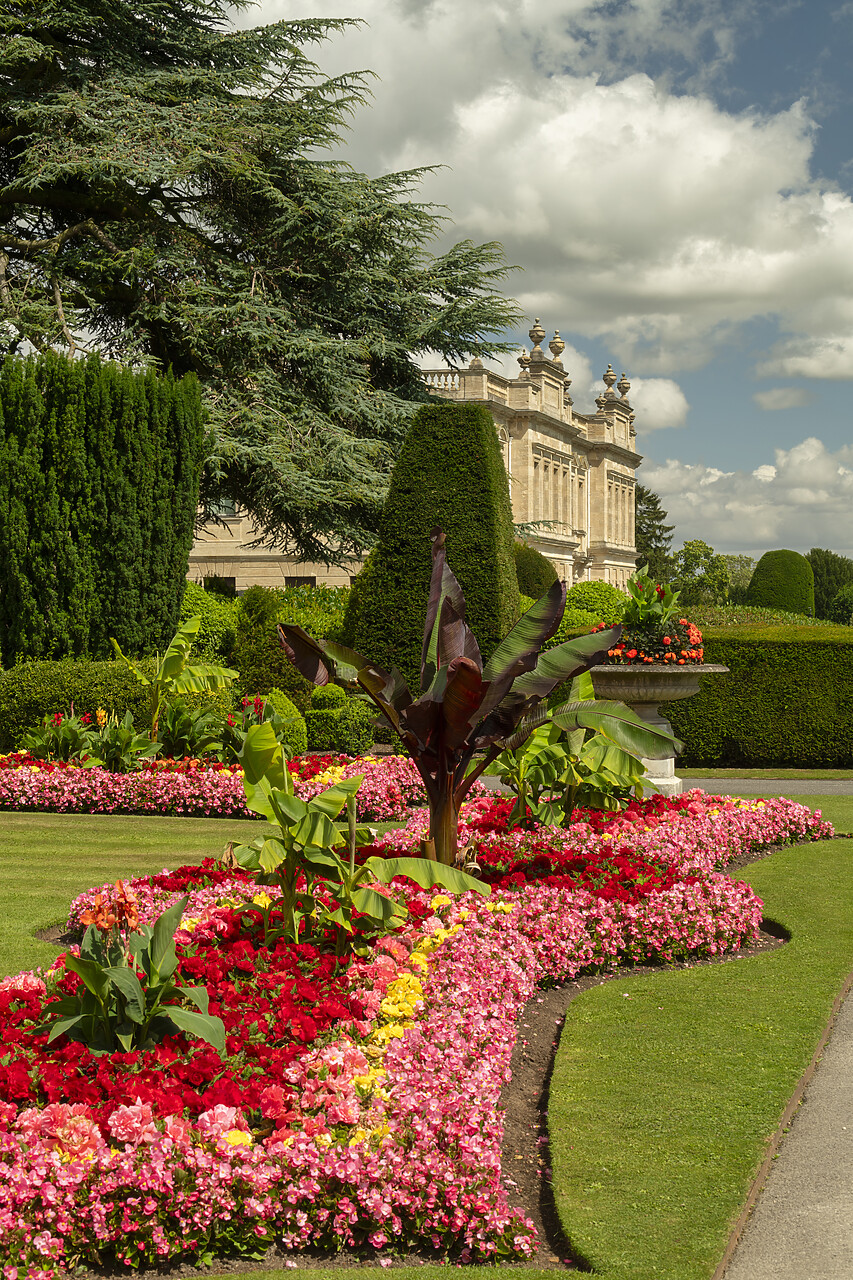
[[187, 319, 641, 590]]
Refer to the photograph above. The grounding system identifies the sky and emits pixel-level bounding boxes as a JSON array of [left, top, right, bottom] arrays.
[[234, 0, 853, 558]]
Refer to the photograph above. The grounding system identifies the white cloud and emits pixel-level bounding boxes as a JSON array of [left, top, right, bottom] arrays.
[[642, 437, 853, 555], [627, 377, 689, 429], [753, 386, 814, 410], [245, 0, 853, 379]]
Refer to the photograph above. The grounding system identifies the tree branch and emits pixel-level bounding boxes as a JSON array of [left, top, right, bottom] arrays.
[[51, 276, 76, 357]]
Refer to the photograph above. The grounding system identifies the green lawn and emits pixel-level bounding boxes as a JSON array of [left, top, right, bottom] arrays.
[[0, 812, 260, 978], [2, 798, 851, 1280], [681, 767, 853, 781]]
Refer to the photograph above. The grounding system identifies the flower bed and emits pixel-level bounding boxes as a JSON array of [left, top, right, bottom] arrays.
[[0, 794, 832, 1275], [0, 753, 478, 822]]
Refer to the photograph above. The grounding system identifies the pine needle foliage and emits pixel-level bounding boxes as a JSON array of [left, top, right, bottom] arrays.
[[0, 351, 204, 663], [0, 1, 522, 562]]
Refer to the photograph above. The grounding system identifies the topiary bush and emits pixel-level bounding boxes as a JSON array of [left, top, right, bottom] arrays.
[[513, 542, 558, 599], [564, 581, 627, 625], [342, 403, 519, 688], [0, 659, 151, 751], [828, 583, 853, 625], [305, 690, 375, 755], [745, 550, 815, 616]]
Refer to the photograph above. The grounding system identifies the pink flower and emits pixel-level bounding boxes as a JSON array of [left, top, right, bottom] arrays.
[[108, 1098, 159, 1146]]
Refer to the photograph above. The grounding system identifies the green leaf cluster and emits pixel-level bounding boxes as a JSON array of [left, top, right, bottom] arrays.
[[0, 2, 522, 561], [36, 897, 225, 1055]]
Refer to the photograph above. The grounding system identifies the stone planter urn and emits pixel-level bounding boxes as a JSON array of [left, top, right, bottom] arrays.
[[589, 664, 729, 797]]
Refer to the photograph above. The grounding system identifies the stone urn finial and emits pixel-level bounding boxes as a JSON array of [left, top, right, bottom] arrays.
[[549, 330, 565, 363], [528, 318, 546, 355], [617, 372, 631, 397], [517, 347, 531, 378], [603, 363, 617, 391]]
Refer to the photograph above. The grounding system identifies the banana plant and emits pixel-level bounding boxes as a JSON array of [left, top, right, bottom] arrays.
[[112, 615, 237, 739], [232, 723, 489, 953], [279, 527, 681, 866]]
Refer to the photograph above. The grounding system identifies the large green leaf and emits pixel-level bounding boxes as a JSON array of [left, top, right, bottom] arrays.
[[110, 636, 150, 686], [106, 967, 146, 1024], [170, 662, 238, 695], [65, 953, 111, 1003], [352, 885, 409, 924], [180, 985, 211, 1015], [148, 895, 188, 978], [362, 857, 490, 897], [156, 616, 201, 684], [294, 810, 340, 850], [550, 698, 682, 759], [307, 775, 364, 820], [242, 776, 278, 823], [508, 628, 621, 702], [166, 1005, 226, 1054], [239, 722, 290, 791], [46, 1013, 87, 1044], [270, 790, 308, 826], [258, 838, 286, 873], [482, 578, 566, 683]]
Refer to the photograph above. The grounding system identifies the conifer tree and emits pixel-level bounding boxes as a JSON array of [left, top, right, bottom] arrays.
[[0, 352, 204, 664], [634, 484, 675, 580], [806, 548, 853, 619], [0, 2, 521, 563]]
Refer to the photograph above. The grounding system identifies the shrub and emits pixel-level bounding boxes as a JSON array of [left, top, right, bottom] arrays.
[[745, 550, 815, 616], [564, 581, 627, 625], [278, 585, 349, 644], [305, 689, 375, 755], [828, 583, 853, 625], [0, 351, 204, 664], [231, 586, 313, 712], [342, 402, 519, 687], [806, 547, 853, 618], [0, 660, 151, 752], [513, 542, 558, 599], [179, 583, 237, 664], [264, 688, 308, 757], [667, 625, 853, 766]]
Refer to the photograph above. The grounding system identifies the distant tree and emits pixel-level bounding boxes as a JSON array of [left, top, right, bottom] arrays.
[[634, 484, 674, 580], [746, 550, 815, 616], [0, 1, 521, 564], [806, 549, 853, 619], [722, 554, 756, 605], [671, 539, 731, 606]]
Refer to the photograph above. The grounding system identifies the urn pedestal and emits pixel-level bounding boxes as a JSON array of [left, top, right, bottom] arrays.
[[589, 664, 729, 797]]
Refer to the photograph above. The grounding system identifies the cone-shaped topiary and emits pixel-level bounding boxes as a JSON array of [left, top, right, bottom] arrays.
[[513, 541, 558, 598], [745, 550, 815, 616], [342, 402, 519, 686]]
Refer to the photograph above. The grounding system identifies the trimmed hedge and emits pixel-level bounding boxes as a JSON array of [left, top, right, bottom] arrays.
[[343, 402, 519, 689], [264, 688, 308, 758], [746, 549, 815, 616], [667, 625, 853, 766], [305, 693, 375, 755], [513, 542, 558, 599], [0, 660, 151, 751], [564, 581, 627, 625], [180, 583, 237, 664]]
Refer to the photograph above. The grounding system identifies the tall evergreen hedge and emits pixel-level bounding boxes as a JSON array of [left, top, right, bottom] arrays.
[[0, 352, 204, 663], [513, 541, 558, 599], [343, 402, 519, 686], [745, 549, 815, 616]]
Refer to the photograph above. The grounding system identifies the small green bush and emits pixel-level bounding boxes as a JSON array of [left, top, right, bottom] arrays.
[[564, 581, 627, 625], [828, 584, 853, 625], [745, 550, 815, 616], [278, 585, 349, 644], [513, 542, 558, 599], [305, 693, 375, 755], [231, 586, 313, 712], [180, 583, 237, 664], [310, 684, 348, 711], [264, 689, 308, 757], [0, 659, 151, 751]]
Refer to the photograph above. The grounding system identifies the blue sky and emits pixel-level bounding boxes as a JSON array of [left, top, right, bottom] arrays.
[[243, 0, 853, 557]]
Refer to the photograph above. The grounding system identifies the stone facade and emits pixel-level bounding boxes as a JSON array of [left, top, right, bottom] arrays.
[[187, 320, 641, 591]]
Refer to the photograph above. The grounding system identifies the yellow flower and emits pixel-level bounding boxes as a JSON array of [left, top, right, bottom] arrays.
[[96, 707, 107, 729], [181, 917, 199, 933], [252, 891, 273, 909], [430, 894, 451, 909], [223, 1129, 253, 1146]]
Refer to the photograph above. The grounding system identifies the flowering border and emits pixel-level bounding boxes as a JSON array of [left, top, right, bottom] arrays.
[[0, 795, 832, 1276]]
